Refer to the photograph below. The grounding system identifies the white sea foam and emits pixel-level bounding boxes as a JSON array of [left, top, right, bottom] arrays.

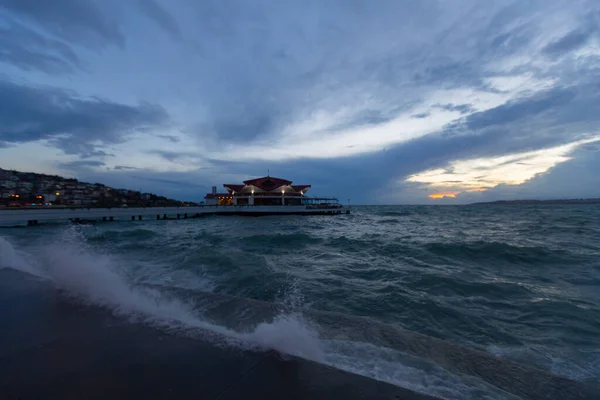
[[323, 341, 520, 400], [1, 227, 324, 361], [0, 227, 514, 399], [0, 236, 46, 277]]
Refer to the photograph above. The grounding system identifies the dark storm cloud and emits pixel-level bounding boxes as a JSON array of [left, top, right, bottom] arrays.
[[59, 160, 106, 169], [206, 114, 277, 142], [0, 19, 81, 73], [465, 87, 577, 130], [1, 0, 125, 49], [133, 176, 202, 187], [429, 79, 600, 162], [156, 135, 181, 143], [136, 0, 181, 38], [48, 141, 116, 159], [0, 80, 169, 156], [177, 0, 554, 146], [148, 150, 199, 162], [0, 0, 183, 74], [327, 109, 404, 132], [543, 27, 596, 56], [435, 104, 475, 115], [113, 165, 147, 171]]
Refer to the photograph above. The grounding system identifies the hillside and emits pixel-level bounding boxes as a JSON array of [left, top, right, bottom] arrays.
[[0, 168, 194, 207]]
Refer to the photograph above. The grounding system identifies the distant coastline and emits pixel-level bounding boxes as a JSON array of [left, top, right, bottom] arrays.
[[470, 198, 600, 205], [0, 168, 196, 208]]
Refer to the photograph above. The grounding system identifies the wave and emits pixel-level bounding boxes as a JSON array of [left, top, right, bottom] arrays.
[[377, 211, 412, 217], [87, 227, 160, 243], [405, 273, 535, 299], [424, 241, 573, 264], [0, 230, 567, 400], [379, 218, 401, 224], [0, 229, 324, 361], [239, 233, 323, 248]]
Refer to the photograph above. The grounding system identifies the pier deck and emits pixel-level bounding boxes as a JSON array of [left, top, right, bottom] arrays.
[[0, 205, 347, 226]]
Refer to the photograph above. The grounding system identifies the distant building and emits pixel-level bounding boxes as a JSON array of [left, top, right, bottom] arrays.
[[205, 176, 311, 206], [45, 194, 58, 203]]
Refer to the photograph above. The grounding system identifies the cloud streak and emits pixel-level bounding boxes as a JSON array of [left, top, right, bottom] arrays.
[[0, 80, 169, 158], [407, 137, 600, 194]]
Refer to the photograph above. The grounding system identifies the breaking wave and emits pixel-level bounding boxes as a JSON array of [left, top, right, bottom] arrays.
[[0, 229, 529, 400]]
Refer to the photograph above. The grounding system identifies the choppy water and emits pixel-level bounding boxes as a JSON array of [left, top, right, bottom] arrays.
[[1, 205, 599, 399]]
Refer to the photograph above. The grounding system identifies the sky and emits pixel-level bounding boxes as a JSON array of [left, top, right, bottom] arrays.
[[1, 0, 599, 204]]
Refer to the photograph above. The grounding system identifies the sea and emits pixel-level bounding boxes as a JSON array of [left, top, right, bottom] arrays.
[[1, 204, 599, 399]]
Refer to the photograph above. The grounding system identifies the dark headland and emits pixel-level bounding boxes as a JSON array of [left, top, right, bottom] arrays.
[[470, 198, 600, 205]]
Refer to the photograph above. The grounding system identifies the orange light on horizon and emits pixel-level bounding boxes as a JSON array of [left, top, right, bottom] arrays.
[[428, 192, 460, 199], [466, 188, 487, 193]]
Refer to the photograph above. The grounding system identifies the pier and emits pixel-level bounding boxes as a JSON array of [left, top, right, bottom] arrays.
[[0, 205, 347, 226]]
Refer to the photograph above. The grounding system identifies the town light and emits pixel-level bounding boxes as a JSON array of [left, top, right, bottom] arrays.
[[55, 192, 60, 196]]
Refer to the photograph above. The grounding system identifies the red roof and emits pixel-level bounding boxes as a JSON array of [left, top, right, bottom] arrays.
[[242, 176, 292, 191], [291, 185, 311, 192], [223, 184, 245, 192]]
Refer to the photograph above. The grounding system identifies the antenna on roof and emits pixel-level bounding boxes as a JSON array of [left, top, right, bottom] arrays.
[[268, 169, 270, 177]]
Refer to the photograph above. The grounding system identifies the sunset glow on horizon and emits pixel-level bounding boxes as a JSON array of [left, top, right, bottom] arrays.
[[428, 192, 460, 199], [410, 137, 600, 200]]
